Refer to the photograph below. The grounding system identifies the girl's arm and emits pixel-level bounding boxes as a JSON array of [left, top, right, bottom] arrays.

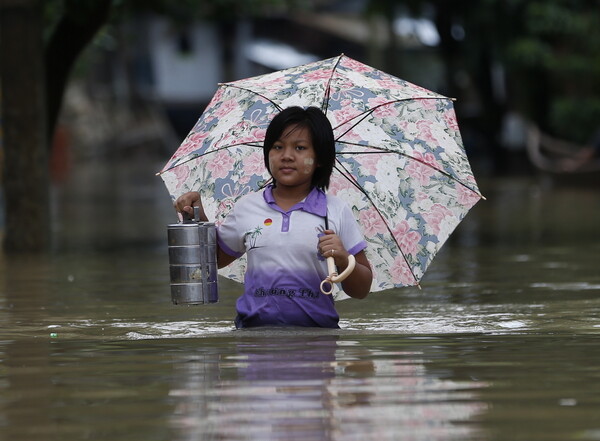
[[338, 250, 372, 299], [174, 191, 236, 269]]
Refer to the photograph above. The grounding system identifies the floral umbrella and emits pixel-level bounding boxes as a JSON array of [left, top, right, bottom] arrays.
[[158, 54, 483, 293]]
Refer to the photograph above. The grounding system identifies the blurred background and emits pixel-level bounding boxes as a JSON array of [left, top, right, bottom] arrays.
[[1, 0, 599, 252]]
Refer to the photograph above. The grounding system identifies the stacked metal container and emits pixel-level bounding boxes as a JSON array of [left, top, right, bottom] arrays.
[[167, 207, 218, 305]]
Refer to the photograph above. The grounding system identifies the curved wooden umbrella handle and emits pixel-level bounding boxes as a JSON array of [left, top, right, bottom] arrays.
[[320, 254, 356, 295]]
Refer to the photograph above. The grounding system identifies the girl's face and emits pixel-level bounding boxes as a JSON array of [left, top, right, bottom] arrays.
[[268, 124, 318, 192]]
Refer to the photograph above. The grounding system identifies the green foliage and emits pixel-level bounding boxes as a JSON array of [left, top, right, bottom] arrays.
[[42, 0, 66, 40], [509, 39, 554, 67], [527, 2, 590, 36], [114, 0, 307, 23], [551, 98, 600, 144], [502, 0, 600, 141], [405, 0, 599, 143]]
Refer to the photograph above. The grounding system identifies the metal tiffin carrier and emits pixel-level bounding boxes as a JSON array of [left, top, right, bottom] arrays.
[[167, 206, 218, 305]]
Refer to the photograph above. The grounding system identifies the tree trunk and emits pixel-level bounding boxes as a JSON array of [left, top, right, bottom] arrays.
[[44, 0, 112, 144], [1, 0, 50, 252], [433, 0, 462, 98]]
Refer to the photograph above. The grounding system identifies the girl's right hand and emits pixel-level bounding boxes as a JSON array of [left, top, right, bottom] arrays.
[[174, 191, 204, 218], [174, 192, 233, 268]]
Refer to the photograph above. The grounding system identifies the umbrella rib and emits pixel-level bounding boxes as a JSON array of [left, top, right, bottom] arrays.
[[335, 141, 393, 153], [333, 98, 450, 141], [220, 84, 284, 113], [333, 108, 376, 141], [335, 142, 483, 198], [158, 142, 263, 174], [321, 54, 345, 114], [333, 160, 420, 286]]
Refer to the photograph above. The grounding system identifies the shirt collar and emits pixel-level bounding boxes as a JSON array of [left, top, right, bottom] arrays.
[[263, 184, 327, 217]]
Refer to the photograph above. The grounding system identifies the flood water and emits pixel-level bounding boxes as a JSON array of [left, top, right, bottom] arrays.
[[1, 158, 600, 441]]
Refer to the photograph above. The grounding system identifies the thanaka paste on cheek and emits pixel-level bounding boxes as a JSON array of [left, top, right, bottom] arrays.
[[303, 157, 315, 174]]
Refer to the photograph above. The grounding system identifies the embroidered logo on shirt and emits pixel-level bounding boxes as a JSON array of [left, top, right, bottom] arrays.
[[264, 218, 272, 226], [246, 225, 264, 250]]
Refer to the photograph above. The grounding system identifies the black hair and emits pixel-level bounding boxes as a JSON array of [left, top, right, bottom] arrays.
[[263, 106, 335, 191]]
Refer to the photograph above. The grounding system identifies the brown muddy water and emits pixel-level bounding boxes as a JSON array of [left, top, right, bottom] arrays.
[[1, 159, 600, 441]]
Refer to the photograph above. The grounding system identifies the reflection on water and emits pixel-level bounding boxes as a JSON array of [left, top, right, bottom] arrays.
[[1, 159, 600, 440], [168, 333, 488, 441]]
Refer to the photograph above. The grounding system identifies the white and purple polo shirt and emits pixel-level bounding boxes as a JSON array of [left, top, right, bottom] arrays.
[[217, 185, 367, 328]]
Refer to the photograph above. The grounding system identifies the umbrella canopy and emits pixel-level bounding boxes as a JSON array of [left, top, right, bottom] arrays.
[[159, 54, 483, 293]]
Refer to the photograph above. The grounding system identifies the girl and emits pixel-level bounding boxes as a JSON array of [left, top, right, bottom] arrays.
[[175, 106, 372, 328]]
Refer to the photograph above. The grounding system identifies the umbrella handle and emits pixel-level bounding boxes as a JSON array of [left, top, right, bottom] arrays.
[[320, 254, 356, 295]]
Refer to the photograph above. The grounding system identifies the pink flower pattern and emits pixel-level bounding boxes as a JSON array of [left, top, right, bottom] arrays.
[[189, 131, 210, 144], [206, 150, 236, 179], [406, 153, 436, 186], [301, 69, 334, 82], [359, 207, 388, 236], [173, 131, 210, 160], [416, 120, 438, 145], [173, 140, 198, 160], [419, 98, 439, 111], [456, 182, 481, 208], [390, 256, 416, 285], [243, 151, 266, 176], [173, 164, 190, 188], [260, 76, 287, 91], [422, 204, 453, 236], [213, 99, 239, 119], [236, 126, 267, 146], [341, 58, 373, 73], [368, 97, 400, 119], [443, 108, 459, 132], [330, 106, 363, 130], [327, 174, 354, 196], [358, 154, 382, 175], [393, 220, 422, 255]]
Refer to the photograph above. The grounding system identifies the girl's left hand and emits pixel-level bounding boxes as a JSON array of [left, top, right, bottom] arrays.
[[318, 230, 350, 268]]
